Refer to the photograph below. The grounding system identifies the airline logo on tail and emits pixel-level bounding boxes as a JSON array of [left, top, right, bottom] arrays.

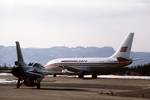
[[110, 33, 134, 59], [120, 47, 128, 52]]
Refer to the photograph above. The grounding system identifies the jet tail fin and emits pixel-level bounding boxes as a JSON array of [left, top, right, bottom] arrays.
[[15, 41, 26, 66], [111, 33, 134, 59]]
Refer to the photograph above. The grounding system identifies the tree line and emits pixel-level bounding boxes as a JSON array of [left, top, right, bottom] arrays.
[[115, 63, 150, 76], [0, 63, 150, 76]]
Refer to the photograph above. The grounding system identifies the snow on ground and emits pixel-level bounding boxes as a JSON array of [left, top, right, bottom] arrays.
[[98, 75, 150, 80], [0, 79, 17, 84], [0, 73, 12, 76], [67, 75, 150, 80]]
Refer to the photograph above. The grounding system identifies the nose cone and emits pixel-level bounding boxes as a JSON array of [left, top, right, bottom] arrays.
[[44, 59, 60, 69], [44, 59, 63, 72]]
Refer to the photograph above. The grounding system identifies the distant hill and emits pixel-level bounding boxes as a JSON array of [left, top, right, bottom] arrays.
[[0, 46, 150, 66]]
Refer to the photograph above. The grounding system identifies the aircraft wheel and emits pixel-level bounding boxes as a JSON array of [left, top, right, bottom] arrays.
[[53, 74, 57, 77], [17, 78, 23, 88], [92, 74, 97, 79], [78, 74, 84, 78], [36, 79, 41, 89], [37, 83, 41, 89]]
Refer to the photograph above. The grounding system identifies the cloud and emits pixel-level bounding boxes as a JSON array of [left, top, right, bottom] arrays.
[[0, 0, 150, 51]]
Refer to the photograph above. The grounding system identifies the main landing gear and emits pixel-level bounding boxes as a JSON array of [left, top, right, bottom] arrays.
[[92, 74, 97, 79]]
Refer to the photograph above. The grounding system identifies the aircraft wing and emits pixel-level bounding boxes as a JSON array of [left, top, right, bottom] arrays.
[[24, 71, 44, 78], [42, 70, 78, 76]]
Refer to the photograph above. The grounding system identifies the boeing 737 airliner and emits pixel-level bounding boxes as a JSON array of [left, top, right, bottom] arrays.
[[45, 33, 134, 78]]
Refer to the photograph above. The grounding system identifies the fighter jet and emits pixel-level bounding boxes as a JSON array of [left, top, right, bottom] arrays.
[[11, 42, 47, 89], [11, 42, 73, 89]]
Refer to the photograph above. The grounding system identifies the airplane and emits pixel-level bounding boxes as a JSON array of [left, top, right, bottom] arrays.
[[11, 41, 75, 89], [45, 33, 134, 79], [11, 41, 48, 89], [11, 33, 134, 89]]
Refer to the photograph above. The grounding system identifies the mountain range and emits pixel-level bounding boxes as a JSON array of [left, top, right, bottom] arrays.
[[0, 46, 150, 67]]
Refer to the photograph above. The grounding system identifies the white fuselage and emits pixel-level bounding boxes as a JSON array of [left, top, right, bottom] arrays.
[[45, 33, 134, 74], [45, 57, 131, 73]]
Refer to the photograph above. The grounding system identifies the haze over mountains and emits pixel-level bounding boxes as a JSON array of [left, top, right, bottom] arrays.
[[0, 46, 150, 67]]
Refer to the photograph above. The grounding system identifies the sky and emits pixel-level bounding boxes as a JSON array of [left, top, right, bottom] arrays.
[[0, 0, 150, 52]]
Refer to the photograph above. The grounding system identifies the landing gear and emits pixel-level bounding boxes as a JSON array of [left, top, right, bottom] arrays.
[[17, 78, 23, 88], [36, 79, 41, 89], [36, 83, 41, 89], [53, 74, 57, 77], [92, 74, 97, 79], [78, 74, 84, 78]]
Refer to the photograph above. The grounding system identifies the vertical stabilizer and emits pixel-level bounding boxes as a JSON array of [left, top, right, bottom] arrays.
[[15, 41, 26, 66], [111, 33, 134, 59]]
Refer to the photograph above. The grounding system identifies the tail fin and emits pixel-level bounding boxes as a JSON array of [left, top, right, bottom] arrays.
[[111, 33, 134, 59], [15, 41, 26, 66]]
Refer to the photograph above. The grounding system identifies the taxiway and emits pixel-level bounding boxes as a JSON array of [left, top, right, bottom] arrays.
[[0, 74, 150, 100]]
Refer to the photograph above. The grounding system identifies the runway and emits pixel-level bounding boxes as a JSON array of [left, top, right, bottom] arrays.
[[0, 74, 150, 100]]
